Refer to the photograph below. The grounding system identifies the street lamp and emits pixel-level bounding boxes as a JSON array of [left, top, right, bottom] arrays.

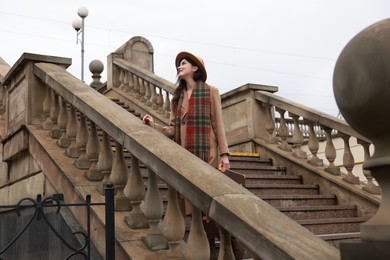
[[72, 7, 89, 82]]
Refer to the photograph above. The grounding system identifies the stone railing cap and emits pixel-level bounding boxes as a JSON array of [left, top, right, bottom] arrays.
[[221, 83, 278, 99], [2, 53, 71, 86]]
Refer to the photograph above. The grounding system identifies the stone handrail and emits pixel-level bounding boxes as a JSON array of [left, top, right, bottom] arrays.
[[13, 57, 339, 259]]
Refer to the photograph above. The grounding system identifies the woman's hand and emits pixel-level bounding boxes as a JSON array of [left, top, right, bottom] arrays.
[[142, 114, 155, 128], [218, 154, 230, 173]]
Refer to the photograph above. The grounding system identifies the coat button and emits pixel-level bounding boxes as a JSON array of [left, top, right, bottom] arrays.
[[182, 121, 185, 125]]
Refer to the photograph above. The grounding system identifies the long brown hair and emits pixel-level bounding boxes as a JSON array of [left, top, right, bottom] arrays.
[[172, 58, 204, 111]]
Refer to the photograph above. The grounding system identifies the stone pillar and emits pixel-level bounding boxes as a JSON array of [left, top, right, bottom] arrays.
[[107, 36, 154, 91], [220, 84, 278, 153], [1, 53, 71, 137]]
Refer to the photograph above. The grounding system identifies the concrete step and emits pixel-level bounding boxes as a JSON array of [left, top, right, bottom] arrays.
[[247, 184, 319, 196], [318, 232, 361, 249], [261, 194, 337, 207], [231, 165, 287, 176], [245, 175, 302, 185], [297, 217, 368, 235], [277, 205, 358, 220], [229, 156, 273, 167], [109, 98, 138, 115]]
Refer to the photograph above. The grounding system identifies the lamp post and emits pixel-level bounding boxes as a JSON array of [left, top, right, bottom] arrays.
[[72, 7, 89, 82]]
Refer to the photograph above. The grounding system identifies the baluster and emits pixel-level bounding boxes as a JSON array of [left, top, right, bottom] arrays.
[[142, 169, 168, 250], [146, 83, 154, 107], [323, 126, 340, 175], [264, 104, 278, 144], [151, 87, 159, 110], [135, 76, 142, 99], [49, 91, 61, 139], [123, 70, 131, 92], [129, 74, 136, 95], [157, 88, 164, 114], [84, 121, 100, 180], [162, 185, 185, 258], [289, 113, 307, 159], [126, 72, 134, 93], [358, 139, 381, 194], [42, 87, 54, 130], [306, 120, 323, 166], [138, 78, 145, 100], [110, 141, 131, 211], [96, 131, 114, 194], [359, 140, 381, 195], [339, 133, 360, 184], [124, 154, 149, 228], [74, 113, 90, 169], [65, 105, 79, 158], [57, 98, 70, 148], [276, 108, 291, 151], [132, 74, 139, 96], [187, 204, 210, 259], [164, 90, 171, 118], [217, 227, 235, 260], [118, 69, 125, 91], [142, 79, 150, 103]]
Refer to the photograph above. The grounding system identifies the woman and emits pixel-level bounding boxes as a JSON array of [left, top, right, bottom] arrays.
[[143, 51, 240, 259], [142, 51, 230, 171]]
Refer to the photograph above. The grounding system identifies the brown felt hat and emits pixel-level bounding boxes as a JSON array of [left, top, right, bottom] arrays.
[[175, 51, 207, 82]]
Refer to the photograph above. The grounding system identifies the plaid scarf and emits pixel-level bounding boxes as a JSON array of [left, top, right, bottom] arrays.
[[174, 82, 211, 162]]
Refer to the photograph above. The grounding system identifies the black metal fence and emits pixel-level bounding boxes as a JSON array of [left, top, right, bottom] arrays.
[[0, 183, 115, 260]]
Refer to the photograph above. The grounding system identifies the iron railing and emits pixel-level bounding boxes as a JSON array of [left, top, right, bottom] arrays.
[[0, 183, 115, 260]]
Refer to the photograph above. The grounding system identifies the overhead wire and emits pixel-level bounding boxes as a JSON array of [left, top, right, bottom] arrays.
[[0, 10, 334, 81]]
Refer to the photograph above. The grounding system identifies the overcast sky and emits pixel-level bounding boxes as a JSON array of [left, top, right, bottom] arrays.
[[1, 0, 389, 116]]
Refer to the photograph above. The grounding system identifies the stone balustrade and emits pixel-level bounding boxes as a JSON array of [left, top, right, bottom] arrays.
[[255, 90, 380, 195], [113, 57, 175, 118], [220, 84, 380, 200]]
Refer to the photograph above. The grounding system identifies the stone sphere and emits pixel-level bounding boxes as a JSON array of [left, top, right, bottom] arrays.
[[89, 59, 104, 74], [333, 19, 390, 143]]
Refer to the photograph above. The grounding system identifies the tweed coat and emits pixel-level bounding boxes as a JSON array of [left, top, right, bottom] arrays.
[[154, 85, 229, 168]]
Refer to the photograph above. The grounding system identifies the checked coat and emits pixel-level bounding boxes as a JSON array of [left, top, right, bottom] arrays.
[[154, 85, 229, 168]]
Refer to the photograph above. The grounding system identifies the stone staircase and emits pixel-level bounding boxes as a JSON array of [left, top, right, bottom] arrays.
[[228, 155, 365, 248]]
